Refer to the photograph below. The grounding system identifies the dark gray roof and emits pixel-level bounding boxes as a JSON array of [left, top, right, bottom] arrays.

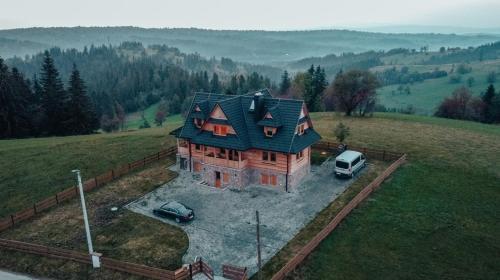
[[177, 89, 321, 153]]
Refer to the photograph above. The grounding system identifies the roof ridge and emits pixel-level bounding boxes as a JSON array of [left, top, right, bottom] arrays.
[[287, 101, 303, 154]]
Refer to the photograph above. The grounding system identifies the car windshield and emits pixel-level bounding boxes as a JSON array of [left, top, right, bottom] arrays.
[[336, 160, 349, 169], [163, 202, 190, 215]]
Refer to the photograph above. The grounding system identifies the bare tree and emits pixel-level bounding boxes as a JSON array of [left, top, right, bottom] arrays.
[[331, 70, 379, 116]]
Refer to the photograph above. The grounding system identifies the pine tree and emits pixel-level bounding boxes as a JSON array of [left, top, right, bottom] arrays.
[[482, 84, 496, 123], [66, 64, 98, 135], [39, 51, 68, 135], [210, 72, 221, 93], [279, 70, 291, 95]]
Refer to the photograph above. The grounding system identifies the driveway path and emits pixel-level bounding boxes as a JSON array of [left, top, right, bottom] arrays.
[[127, 158, 364, 276]]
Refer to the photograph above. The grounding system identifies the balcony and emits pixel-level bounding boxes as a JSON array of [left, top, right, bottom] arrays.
[[203, 154, 248, 169]]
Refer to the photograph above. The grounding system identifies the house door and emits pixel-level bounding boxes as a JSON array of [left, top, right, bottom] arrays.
[[180, 158, 187, 170], [215, 171, 221, 188]]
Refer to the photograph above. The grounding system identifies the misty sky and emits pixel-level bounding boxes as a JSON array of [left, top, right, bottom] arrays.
[[1, 0, 499, 30]]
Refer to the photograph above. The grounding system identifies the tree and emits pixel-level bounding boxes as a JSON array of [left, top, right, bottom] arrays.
[[39, 51, 68, 135], [279, 70, 291, 96], [486, 71, 497, 83], [334, 122, 350, 143], [303, 65, 327, 112], [467, 77, 475, 88], [435, 87, 483, 121], [210, 72, 221, 93], [482, 84, 496, 123], [66, 64, 98, 135], [331, 70, 379, 116], [154, 111, 166, 127]]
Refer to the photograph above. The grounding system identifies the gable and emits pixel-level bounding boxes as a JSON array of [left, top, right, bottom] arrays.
[[210, 104, 227, 120]]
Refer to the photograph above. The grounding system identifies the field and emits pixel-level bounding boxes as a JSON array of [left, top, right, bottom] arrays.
[[1, 112, 499, 279], [0, 116, 184, 217], [377, 59, 500, 114], [277, 112, 500, 279]]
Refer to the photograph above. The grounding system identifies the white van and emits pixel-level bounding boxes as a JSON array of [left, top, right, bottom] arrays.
[[334, 150, 366, 178]]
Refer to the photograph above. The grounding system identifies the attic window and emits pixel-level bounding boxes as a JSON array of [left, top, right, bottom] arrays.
[[194, 118, 204, 128], [195, 105, 201, 112], [214, 125, 228, 136], [297, 123, 305, 135], [264, 127, 275, 137], [249, 100, 255, 111], [264, 112, 273, 119]]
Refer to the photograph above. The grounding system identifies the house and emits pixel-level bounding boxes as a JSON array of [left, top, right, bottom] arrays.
[[173, 89, 321, 191]]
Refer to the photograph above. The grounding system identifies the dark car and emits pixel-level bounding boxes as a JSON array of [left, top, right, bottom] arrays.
[[153, 201, 194, 223]]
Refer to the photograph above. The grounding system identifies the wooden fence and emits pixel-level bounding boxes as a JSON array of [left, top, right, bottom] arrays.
[[222, 264, 248, 280], [0, 238, 189, 280], [0, 146, 177, 233], [188, 258, 247, 280], [271, 152, 407, 280], [313, 140, 404, 162]]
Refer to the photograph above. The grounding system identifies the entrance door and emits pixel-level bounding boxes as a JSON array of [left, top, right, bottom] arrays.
[[215, 171, 221, 188]]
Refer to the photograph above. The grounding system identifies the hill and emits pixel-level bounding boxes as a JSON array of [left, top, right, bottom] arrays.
[[1, 113, 499, 279], [261, 112, 500, 279], [1, 27, 500, 64]]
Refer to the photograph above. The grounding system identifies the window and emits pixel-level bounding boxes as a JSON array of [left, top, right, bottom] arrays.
[[223, 172, 229, 183], [264, 127, 275, 137], [194, 118, 204, 128], [296, 150, 304, 160], [214, 125, 228, 136], [261, 174, 269, 184], [270, 175, 277, 186], [297, 123, 305, 135], [195, 144, 201, 151], [336, 160, 349, 169], [262, 151, 277, 162], [352, 156, 360, 167]]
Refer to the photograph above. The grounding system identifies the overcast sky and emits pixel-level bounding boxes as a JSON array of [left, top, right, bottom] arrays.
[[1, 0, 499, 30]]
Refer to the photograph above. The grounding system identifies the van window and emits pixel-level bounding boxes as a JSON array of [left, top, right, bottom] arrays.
[[352, 156, 360, 166], [336, 160, 349, 169]]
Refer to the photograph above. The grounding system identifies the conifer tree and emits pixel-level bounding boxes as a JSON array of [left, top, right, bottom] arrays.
[[39, 51, 68, 135], [210, 72, 221, 93], [279, 70, 291, 95], [66, 64, 98, 134], [482, 84, 496, 123]]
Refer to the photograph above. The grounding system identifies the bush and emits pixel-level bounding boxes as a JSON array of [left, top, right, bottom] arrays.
[[449, 75, 462, 84], [334, 122, 350, 143]]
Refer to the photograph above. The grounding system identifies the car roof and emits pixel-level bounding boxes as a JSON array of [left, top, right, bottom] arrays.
[[162, 201, 185, 210], [335, 150, 363, 162]]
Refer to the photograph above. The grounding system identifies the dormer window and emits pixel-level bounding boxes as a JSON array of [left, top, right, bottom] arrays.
[[264, 127, 275, 137], [214, 125, 228, 136], [297, 123, 305, 135], [194, 118, 204, 128], [195, 105, 201, 112]]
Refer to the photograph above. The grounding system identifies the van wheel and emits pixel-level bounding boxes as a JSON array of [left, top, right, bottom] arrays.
[[350, 172, 354, 178]]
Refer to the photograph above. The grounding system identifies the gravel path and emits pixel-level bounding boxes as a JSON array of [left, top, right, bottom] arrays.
[[127, 158, 364, 276]]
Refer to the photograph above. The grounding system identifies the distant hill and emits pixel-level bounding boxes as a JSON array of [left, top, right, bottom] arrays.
[[1, 27, 500, 64]]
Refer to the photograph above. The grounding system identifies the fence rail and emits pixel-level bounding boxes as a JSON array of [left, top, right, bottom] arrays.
[[271, 151, 407, 280], [0, 146, 177, 233], [0, 238, 188, 280], [313, 140, 404, 162]]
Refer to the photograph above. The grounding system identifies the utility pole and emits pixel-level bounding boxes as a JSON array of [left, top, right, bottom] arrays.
[[72, 170, 101, 268], [256, 210, 262, 280]]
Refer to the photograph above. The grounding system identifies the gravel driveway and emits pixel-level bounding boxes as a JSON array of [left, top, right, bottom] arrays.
[[127, 158, 363, 276]]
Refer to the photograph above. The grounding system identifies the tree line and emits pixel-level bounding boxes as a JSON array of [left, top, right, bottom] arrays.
[[277, 66, 380, 116], [435, 84, 500, 124], [1, 53, 97, 138]]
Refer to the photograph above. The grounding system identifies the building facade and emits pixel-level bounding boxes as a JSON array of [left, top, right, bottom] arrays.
[[173, 89, 321, 191]]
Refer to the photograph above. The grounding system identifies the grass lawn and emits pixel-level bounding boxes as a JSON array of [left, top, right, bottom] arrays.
[[377, 59, 500, 114], [0, 160, 188, 279], [124, 100, 183, 130], [276, 112, 500, 279], [0, 116, 184, 218]]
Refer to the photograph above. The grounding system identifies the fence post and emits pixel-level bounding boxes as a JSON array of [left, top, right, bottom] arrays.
[[382, 150, 386, 161], [199, 257, 203, 274], [33, 204, 37, 214], [157, 152, 160, 160], [94, 177, 98, 188], [55, 194, 59, 204], [10, 214, 14, 226], [111, 169, 115, 180], [143, 157, 146, 167], [189, 264, 193, 279], [128, 163, 131, 171]]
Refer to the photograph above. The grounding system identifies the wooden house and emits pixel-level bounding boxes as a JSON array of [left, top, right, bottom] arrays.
[[173, 89, 321, 191]]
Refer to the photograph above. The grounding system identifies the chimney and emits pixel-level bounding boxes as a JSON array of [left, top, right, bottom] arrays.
[[253, 92, 264, 121]]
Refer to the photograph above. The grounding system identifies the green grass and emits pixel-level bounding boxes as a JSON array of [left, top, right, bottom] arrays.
[[377, 60, 500, 114], [281, 112, 500, 279], [0, 117, 184, 218], [124, 102, 184, 130]]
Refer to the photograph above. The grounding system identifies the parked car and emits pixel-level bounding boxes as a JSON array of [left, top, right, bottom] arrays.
[[334, 150, 366, 178], [153, 201, 194, 223]]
